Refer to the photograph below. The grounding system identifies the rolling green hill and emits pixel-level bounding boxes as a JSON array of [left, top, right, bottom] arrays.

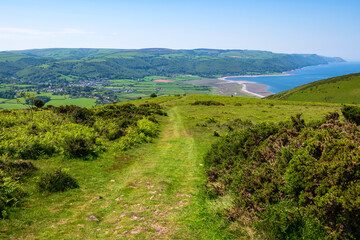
[[266, 72, 360, 104], [2, 48, 344, 82], [0, 48, 345, 108]]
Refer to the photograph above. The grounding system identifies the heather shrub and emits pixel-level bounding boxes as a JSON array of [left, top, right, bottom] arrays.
[[38, 168, 79, 193]]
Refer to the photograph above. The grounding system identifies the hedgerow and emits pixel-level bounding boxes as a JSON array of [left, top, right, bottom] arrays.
[[204, 114, 360, 239]]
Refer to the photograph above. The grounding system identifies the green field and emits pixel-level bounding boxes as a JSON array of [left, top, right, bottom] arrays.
[[46, 98, 97, 107], [0, 95, 345, 239], [0, 94, 96, 109]]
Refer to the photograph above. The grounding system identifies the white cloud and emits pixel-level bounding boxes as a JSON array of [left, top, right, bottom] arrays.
[[0, 27, 94, 35]]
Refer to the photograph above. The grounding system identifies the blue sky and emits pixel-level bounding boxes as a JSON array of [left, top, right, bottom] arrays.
[[0, 0, 359, 60]]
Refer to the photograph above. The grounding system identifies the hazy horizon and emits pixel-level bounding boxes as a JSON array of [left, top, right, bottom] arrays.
[[1, 0, 359, 61]]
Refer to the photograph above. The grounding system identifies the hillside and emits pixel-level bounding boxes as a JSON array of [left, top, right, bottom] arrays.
[[1, 48, 343, 82], [0, 48, 345, 107], [266, 72, 360, 103], [2, 95, 360, 239]]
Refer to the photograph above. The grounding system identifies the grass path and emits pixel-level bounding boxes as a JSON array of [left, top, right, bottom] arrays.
[[7, 106, 204, 239], [101, 106, 203, 239], [1, 105, 233, 239]]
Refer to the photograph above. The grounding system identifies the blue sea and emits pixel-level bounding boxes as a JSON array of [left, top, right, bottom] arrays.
[[227, 62, 360, 93]]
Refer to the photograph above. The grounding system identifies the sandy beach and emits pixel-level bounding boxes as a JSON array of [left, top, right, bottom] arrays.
[[182, 77, 274, 98], [219, 78, 273, 98]]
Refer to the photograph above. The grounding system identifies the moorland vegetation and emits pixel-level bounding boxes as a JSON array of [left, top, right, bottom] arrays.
[[1, 94, 358, 239], [0, 102, 165, 219], [205, 106, 360, 239]]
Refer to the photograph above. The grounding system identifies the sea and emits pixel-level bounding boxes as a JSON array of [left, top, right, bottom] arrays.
[[227, 62, 360, 94]]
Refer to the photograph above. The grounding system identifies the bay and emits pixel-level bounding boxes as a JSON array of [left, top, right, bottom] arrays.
[[227, 62, 360, 93]]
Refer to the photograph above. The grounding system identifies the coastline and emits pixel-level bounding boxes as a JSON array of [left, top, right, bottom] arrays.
[[219, 78, 274, 98], [217, 72, 291, 98], [218, 62, 353, 98], [217, 64, 331, 97]]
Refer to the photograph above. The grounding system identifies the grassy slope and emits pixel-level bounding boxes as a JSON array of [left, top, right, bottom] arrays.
[[266, 72, 360, 104], [0, 95, 341, 239]]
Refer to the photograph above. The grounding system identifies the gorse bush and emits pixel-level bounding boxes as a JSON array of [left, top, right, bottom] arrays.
[[205, 115, 360, 239], [38, 168, 79, 193]]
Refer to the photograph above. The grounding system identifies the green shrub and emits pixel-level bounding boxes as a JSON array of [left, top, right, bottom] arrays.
[[33, 99, 44, 108], [256, 200, 327, 240], [325, 111, 340, 121], [341, 105, 360, 125], [136, 118, 159, 138], [213, 131, 220, 137], [71, 107, 93, 124], [55, 105, 79, 114], [0, 170, 24, 218], [38, 168, 79, 193], [115, 118, 159, 151], [224, 118, 253, 132], [0, 160, 36, 180], [17, 140, 56, 159], [63, 135, 98, 159], [205, 116, 360, 239]]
